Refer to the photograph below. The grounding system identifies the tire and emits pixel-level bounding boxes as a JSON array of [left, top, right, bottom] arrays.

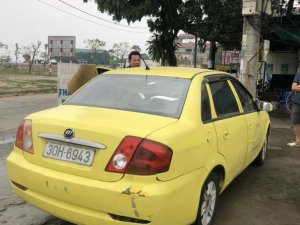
[[193, 173, 220, 225], [253, 134, 268, 166]]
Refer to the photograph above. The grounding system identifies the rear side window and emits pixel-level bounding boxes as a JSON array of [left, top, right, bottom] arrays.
[[201, 83, 211, 122], [209, 81, 239, 117], [65, 75, 191, 118], [231, 80, 257, 113]]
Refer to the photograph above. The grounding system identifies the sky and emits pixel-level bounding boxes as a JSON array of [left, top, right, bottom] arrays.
[[0, 0, 152, 55]]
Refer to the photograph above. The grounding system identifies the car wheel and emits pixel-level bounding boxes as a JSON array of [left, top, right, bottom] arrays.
[[193, 172, 220, 225], [253, 134, 268, 166]]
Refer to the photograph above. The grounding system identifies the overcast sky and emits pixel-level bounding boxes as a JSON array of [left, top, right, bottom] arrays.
[[0, 0, 151, 54]]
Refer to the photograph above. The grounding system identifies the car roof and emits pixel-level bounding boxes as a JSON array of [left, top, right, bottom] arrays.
[[104, 66, 229, 79]]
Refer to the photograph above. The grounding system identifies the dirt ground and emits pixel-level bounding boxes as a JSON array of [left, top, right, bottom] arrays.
[[214, 114, 300, 225], [0, 72, 57, 98], [0, 74, 299, 225]]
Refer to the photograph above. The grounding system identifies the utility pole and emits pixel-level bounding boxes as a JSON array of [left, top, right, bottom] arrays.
[[241, 0, 271, 97]]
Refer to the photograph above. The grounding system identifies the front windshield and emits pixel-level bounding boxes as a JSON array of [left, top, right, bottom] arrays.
[[65, 74, 191, 118]]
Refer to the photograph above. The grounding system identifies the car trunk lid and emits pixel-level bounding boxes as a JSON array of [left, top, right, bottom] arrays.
[[22, 105, 176, 182]]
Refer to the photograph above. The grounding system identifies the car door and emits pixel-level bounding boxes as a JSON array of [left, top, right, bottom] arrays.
[[201, 82, 218, 160], [230, 79, 262, 166], [207, 77, 248, 182]]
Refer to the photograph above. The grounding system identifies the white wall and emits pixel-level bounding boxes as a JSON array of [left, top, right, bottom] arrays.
[[57, 63, 80, 104], [267, 52, 298, 75]]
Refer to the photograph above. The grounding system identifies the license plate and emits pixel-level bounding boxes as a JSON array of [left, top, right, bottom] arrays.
[[43, 142, 95, 166]]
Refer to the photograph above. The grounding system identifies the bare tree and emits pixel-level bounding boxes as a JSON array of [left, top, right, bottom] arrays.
[[112, 42, 130, 68], [14, 43, 20, 69], [0, 42, 8, 66], [23, 41, 41, 73], [40, 44, 48, 68], [108, 48, 118, 68], [84, 38, 106, 63]]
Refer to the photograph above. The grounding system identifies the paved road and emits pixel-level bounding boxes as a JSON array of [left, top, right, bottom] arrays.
[[0, 94, 59, 225], [0, 94, 58, 138]]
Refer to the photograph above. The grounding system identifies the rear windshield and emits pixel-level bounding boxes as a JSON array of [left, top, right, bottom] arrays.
[[65, 74, 191, 118]]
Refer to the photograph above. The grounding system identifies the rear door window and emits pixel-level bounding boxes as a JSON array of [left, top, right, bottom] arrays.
[[209, 80, 240, 118], [230, 80, 258, 113], [201, 83, 212, 122]]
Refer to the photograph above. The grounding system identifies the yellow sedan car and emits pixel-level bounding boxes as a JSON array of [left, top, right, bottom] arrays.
[[7, 67, 272, 225]]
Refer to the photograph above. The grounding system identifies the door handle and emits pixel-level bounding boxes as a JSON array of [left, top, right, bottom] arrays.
[[223, 130, 229, 139]]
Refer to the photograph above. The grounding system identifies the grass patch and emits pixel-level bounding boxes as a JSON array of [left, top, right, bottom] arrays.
[[0, 64, 57, 76], [0, 66, 58, 97]]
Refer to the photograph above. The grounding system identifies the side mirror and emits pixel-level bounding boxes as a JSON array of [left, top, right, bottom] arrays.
[[258, 101, 273, 112]]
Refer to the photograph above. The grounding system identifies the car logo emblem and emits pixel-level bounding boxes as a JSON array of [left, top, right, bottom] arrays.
[[64, 129, 75, 139]]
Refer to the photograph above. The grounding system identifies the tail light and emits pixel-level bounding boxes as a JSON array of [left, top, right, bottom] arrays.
[[15, 120, 34, 154], [106, 136, 172, 175]]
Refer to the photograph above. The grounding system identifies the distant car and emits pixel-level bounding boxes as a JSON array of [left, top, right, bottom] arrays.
[[7, 67, 272, 225], [47, 59, 58, 65]]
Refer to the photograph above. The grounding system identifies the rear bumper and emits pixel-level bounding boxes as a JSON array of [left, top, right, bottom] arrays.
[[7, 149, 207, 225]]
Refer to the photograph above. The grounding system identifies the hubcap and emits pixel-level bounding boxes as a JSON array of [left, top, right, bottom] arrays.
[[201, 181, 217, 225]]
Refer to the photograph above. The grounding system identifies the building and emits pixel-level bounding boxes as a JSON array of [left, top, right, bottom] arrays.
[[176, 33, 210, 67]]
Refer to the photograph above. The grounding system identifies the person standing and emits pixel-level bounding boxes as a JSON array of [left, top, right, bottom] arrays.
[[127, 51, 141, 68], [287, 73, 300, 147]]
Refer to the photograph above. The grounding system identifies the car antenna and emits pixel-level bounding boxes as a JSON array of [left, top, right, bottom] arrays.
[[141, 57, 150, 70]]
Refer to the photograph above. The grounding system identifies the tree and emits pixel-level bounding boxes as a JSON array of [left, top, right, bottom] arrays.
[[23, 41, 41, 73], [112, 42, 130, 68], [75, 50, 110, 65], [1, 55, 12, 67], [107, 48, 118, 68], [131, 45, 142, 52], [83, 0, 184, 66], [286, 0, 295, 15], [0, 42, 8, 66], [141, 53, 149, 60], [0, 42, 7, 48], [146, 1, 184, 66], [147, 30, 179, 66], [84, 0, 243, 67], [14, 43, 20, 69], [147, 34, 167, 66], [182, 0, 243, 69], [84, 38, 106, 63], [22, 54, 31, 63], [272, 0, 296, 15], [40, 44, 48, 68]]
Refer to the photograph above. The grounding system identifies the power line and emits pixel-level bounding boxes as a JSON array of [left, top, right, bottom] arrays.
[[37, 0, 148, 34], [58, 0, 148, 29]]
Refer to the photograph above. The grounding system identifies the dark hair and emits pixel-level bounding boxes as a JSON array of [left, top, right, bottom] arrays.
[[128, 51, 141, 61]]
